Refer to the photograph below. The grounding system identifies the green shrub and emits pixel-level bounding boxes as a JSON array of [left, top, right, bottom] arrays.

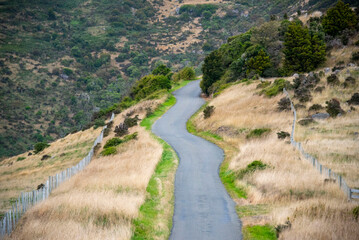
[[352, 51, 359, 62], [63, 68, 73, 76], [94, 118, 106, 129], [326, 99, 344, 117], [262, 79, 286, 97], [152, 64, 171, 76], [246, 128, 271, 139], [114, 123, 128, 137], [256, 81, 271, 89], [353, 206, 359, 221], [327, 74, 340, 85], [277, 131, 290, 139], [180, 67, 196, 80], [309, 104, 323, 111], [124, 115, 140, 128], [131, 74, 171, 101], [101, 146, 117, 156], [238, 160, 267, 179], [34, 142, 50, 154], [16, 157, 26, 161], [203, 105, 215, 119], [123, 132, 138, 141], [104, 138, 123, 149], [277, 97, 291, 111]]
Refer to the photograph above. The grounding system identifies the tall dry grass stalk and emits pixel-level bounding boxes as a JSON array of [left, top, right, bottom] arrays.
[[193, 80, 359, 239], [7, 99, 164, 239]]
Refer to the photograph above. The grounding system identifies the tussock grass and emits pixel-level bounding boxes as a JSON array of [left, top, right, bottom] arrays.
[[8, 99, 166, 239], [190, 80, 359, 239], [0, 127, 102, 214], [294, 68, 359, 187]]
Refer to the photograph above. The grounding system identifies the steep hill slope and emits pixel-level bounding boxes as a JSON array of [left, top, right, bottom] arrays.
[[0, 0, 320, 158]]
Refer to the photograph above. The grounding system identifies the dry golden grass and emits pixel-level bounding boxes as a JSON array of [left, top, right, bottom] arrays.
[[294, 68, 359, 187], [192, 80, 359, 239], [0, 127, 101, 214], [8, 99, 165, 240]]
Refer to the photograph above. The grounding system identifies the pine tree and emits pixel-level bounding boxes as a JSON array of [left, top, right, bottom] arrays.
[[245, 49, 272, 76], [283, 22, 326, 73], [201, 50, 224, 94], [322, 0, 358, 36]]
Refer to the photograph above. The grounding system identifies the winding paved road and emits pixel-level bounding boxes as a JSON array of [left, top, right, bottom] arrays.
[[152, 80, 242, 240]]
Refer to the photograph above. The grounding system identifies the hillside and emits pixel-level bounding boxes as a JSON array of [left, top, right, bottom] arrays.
[[0, 89, 180, 239], [0, 0, 333, 159], [190, 66, 359, 238]]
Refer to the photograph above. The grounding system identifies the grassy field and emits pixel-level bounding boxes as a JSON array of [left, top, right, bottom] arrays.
[[5, 80, 194, 239], [0, 127, 101, 214], [188, 77, 359, 239], [295, 67, 359, 188], [8, 99, 165, 239]]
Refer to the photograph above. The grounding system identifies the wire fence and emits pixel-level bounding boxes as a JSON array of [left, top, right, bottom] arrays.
[[283, 89, 358, 201], [0, 113, 115, 238]]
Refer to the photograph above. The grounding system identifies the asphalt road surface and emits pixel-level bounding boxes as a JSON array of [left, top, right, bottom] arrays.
[[152, 80, 242, 240]]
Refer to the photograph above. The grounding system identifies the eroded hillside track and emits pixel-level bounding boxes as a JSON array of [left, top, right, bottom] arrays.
[[152, 80, 242, 240]]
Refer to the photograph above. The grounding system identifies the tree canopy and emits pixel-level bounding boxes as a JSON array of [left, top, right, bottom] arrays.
[[322, 0, 358, 36]]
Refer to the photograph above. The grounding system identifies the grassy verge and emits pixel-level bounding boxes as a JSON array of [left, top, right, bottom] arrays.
[[132, 80, 193, 239], [243, 225, 277, 240]]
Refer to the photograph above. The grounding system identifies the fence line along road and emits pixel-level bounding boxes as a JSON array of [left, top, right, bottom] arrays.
[[0, 113, 115, 238], [283, 89, 358, 200]]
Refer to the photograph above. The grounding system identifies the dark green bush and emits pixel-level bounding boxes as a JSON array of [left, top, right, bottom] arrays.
[[353, 206, 359, 221], [203, 106, 215, 119], [277, 97, 291, 111], [124, 115, 140, 127], [326, 99, 344, 117], [34, 142, 50, 154], [237, 160, 267, 179], [327, 74, 340, 85], [152, 64, 171, 76], [94, 118, 106, 129], [309, 104, 323, 111], [104, 138, 123, 149], [343, 76, 356, 88], [246, 128, 271, 139], [114, 123, 128, 137], [16, 157, 26, 161], [277, 131, 290, 139], [131, 75, 171, 101], [352, 52, 359, 62]]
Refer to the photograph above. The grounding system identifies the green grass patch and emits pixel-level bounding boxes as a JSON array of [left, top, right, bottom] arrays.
[[140, 94, 176, 131], [237, 204, 270, 218], [16, 157, 26, 161], [132, 82, 195, 239], [260, 79, 286, 97], [246, 128, 271, 139], [220, 162, 247, 199], [243, 225, 277, 240], [101, 146, 117, 156], [202, 131, 223, 141]]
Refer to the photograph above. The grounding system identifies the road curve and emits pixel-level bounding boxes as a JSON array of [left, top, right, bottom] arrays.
[[152, 80, 242, 240]]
